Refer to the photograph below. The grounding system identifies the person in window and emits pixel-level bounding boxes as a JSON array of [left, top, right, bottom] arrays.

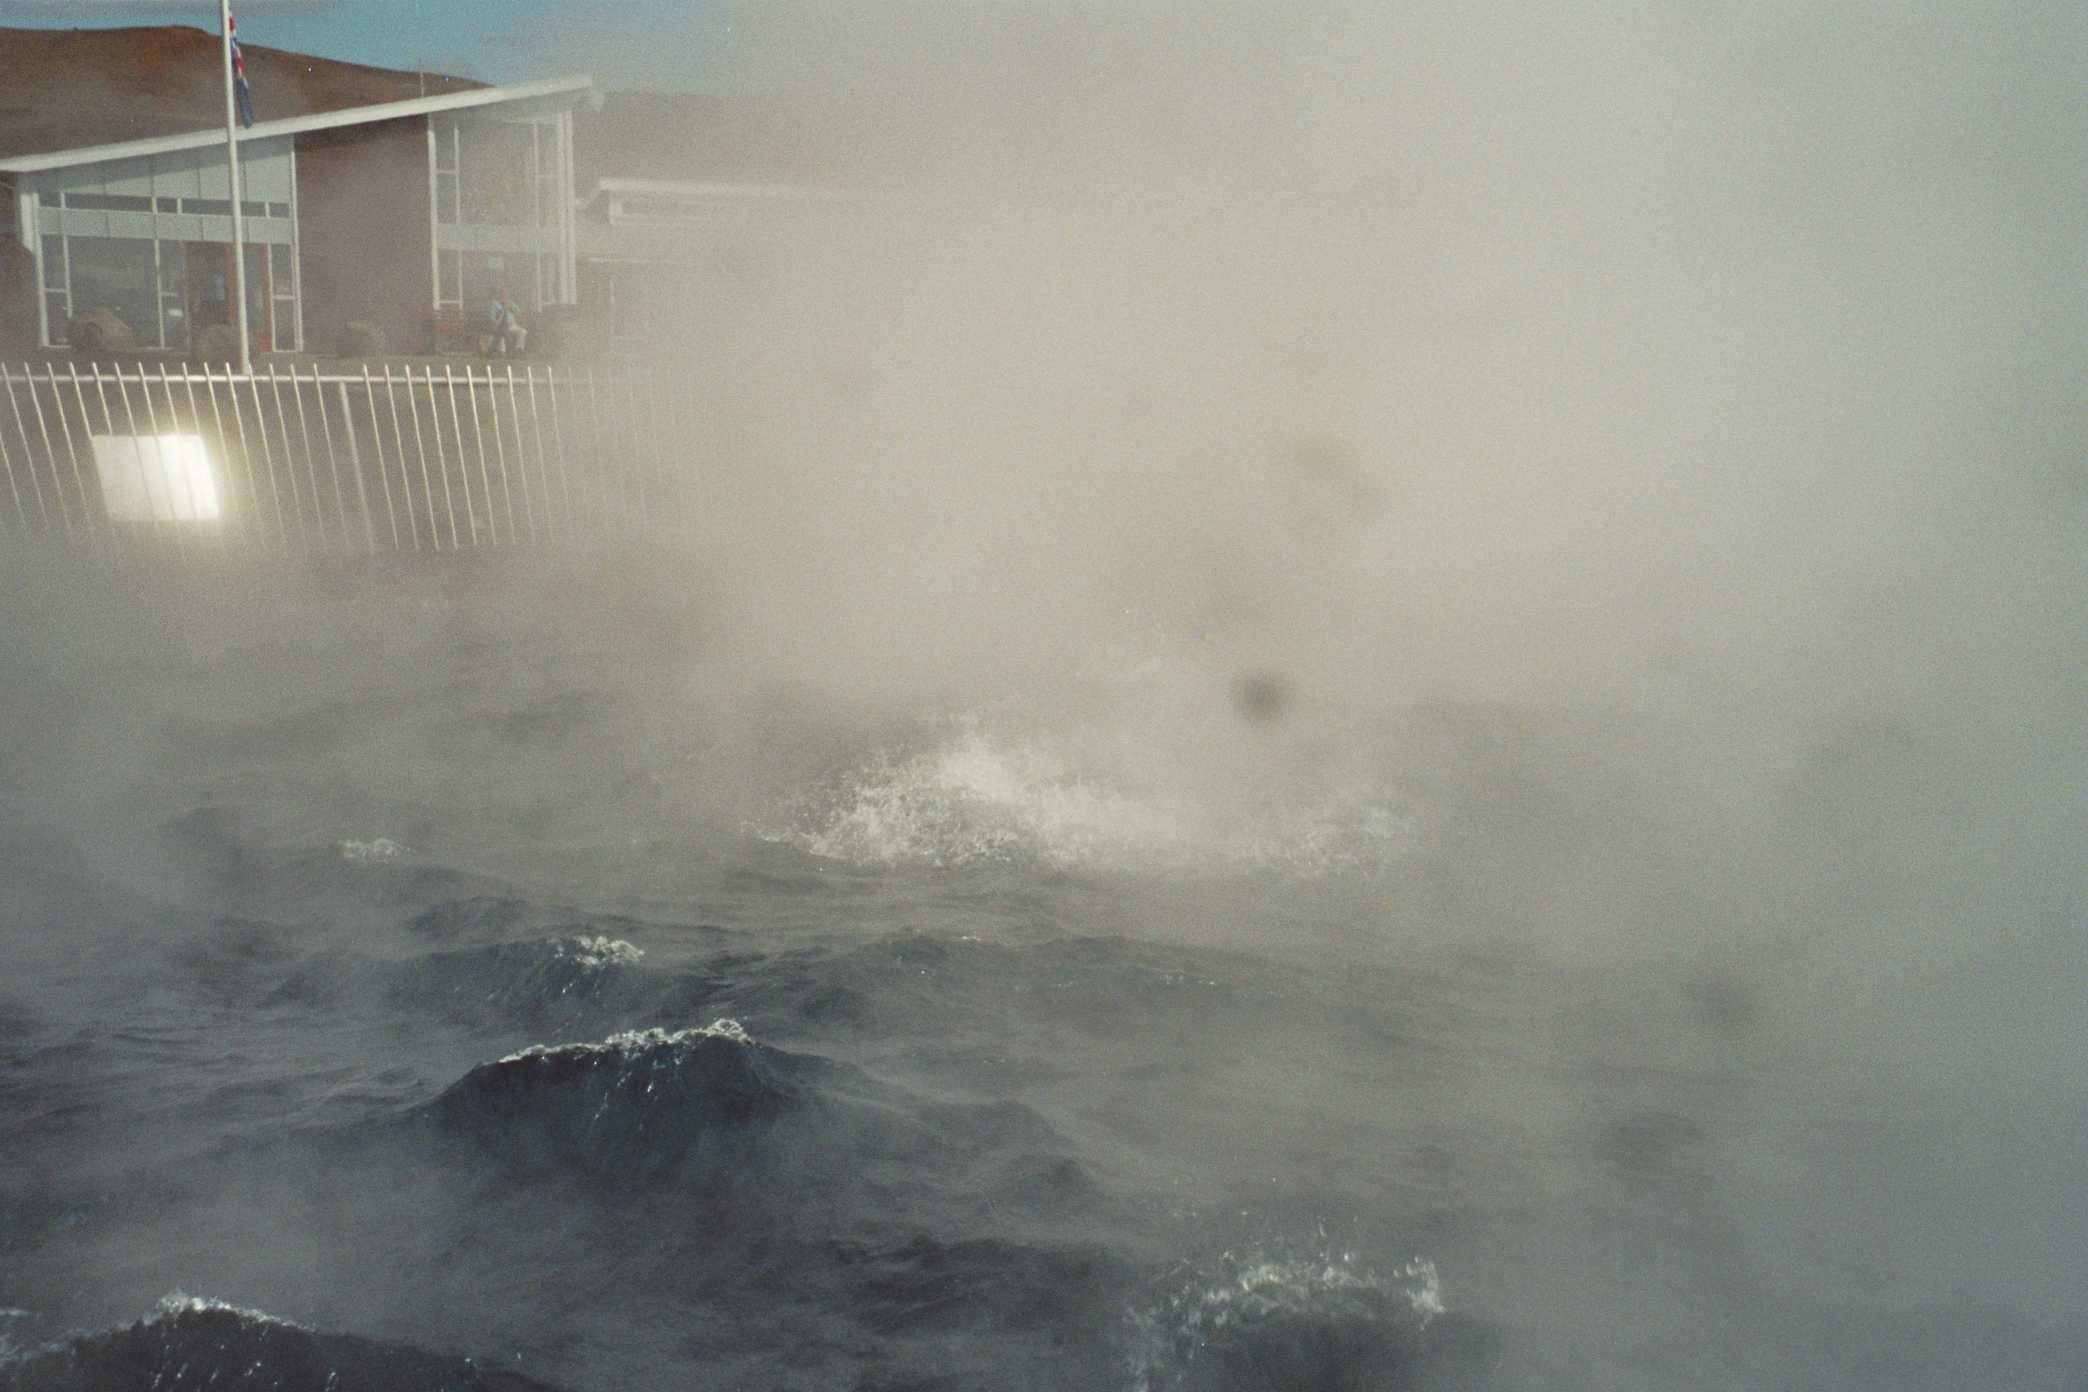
[[489, 288, 527, 356]]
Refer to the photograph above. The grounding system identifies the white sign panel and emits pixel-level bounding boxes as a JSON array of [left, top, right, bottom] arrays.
[[91, 434, 220, 522]]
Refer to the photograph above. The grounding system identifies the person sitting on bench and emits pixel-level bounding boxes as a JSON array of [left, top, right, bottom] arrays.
[[489, 289, 527, 356]]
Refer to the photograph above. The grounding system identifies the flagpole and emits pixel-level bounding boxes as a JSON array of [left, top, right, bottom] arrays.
[[220, 0, 251, 373]]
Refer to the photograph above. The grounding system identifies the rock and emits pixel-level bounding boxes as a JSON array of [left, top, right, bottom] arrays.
[[66, 309, 133, 353], [337, 320, 386, 357], [189, 322, 242, 361]]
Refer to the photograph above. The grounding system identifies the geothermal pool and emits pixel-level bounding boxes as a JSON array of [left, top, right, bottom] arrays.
[[0, 559, 2080, 1391]]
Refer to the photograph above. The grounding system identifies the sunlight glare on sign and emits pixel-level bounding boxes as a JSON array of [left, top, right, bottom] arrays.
[[90, 435, 222, 522]]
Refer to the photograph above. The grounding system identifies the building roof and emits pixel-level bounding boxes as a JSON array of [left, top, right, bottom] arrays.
[[573, 91, 910, 189], [0, 25, 485, 161], [0, 74, 595, 175]]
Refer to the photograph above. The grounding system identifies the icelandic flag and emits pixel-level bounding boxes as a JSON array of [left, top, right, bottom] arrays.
[[230, 14, 255, 127]]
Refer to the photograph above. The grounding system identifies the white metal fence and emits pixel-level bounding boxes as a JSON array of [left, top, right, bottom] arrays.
[[0, 361, 703, 558]]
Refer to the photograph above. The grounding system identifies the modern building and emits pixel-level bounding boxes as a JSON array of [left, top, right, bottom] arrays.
[[0, 26, 866, 360], [564, 92, 871, 351], [0, 28, 593, 357], [2, 77, 590, 357]]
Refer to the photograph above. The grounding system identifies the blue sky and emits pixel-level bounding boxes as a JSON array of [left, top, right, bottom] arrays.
[[0, 0, 742, 89]]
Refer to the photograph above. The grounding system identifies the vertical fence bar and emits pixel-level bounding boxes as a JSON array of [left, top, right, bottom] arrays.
[[376, 363, 419, 552], [189, 366, 243, 555], [42, 366, 79, 542], [442, 364, 481, 546], [157, 364, 216, 557], [281, 361, 322, 550], [549, 367, 581, 537], [53, 366, 96, 547], [110, 363, 183, 562], [405, 365, 451, 551], [0, 369, 37, 535], [486, 365, 519, 542], [305, 366, 348, 550], [133, 363, 189, 559], [645, 370, 672, 531], [397, 364, 425, 549], [501, 364, 538, 544], [530, 366, 570, 541], [18, 371, 61, 541], [333, 376, 378, 553], [485, 365, 519, 544], [184, 364, 230, 557], [138, 363, 199, 557], [622, 371, 651, 529], [583, 365, 611, 535], [48, 367, 95, 542], [462, 365, 500, 545], [95, 365, 147, 560], [664, 369, 689, 530], [601, 367, 627, 528], [227, 366, 273, 554], [258, 365, 306, 555]]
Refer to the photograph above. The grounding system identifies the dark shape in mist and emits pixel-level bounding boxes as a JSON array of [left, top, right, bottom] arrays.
[[1596, 1108, 1707, 1188], [404, 895, 533, 944], [1169, 1306, 1501, 1392], [1233, 671, 1288, 724], [1287, 435, 1385, 521], [0, 1300, 560, 1392], [1681, 969, 1760, 1036], [845, 1232, 1124, 1336]]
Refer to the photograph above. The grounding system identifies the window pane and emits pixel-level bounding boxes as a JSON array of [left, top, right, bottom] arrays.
[[66, 236, 161, 348], [270, 243, 297, 349], [158, 241, 186, 296], [243, 243, 269, 339], [64, 193, 153, 213], [458, 121, 535, 226]]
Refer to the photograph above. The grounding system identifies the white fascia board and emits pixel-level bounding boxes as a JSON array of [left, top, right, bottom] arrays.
[[0, 74, 594, 175], [589, 177, 846, 201], [584, 177, 843, 212]]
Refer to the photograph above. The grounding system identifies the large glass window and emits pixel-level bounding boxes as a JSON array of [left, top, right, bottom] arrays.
[[437, 248, 462, 309], [66, 237, 161, 348], [269, 243, 297, 351], [459, 252, 537, 318], [433, 123, 460, 227], [458, 121, 536, 227], [534, 123, 560, 230], [41, 232, 69, 345], [156, 240, 187, 348]]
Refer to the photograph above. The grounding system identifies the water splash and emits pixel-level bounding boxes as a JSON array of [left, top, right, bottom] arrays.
[[757, 711, 1415, 877], [1124, 1249, 1451, 1392]]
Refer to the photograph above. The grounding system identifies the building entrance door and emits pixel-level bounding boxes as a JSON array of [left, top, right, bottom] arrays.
[[182, 242, 273, 355]]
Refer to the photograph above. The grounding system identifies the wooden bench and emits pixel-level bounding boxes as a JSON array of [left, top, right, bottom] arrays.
[[431, 307, 491, 356]]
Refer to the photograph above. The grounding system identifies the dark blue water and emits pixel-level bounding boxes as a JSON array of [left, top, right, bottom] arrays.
[[0, 558, 2081, 1391]]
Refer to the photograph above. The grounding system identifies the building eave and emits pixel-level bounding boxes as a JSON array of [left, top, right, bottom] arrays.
[[0, 74, 594, 175]]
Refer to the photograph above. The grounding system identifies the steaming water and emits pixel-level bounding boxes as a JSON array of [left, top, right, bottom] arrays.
[[0, 562, 2083, 1392]]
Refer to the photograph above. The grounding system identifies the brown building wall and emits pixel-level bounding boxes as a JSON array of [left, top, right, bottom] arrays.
[[295, 116, 430, 355], [0, 237, 39, 359]]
